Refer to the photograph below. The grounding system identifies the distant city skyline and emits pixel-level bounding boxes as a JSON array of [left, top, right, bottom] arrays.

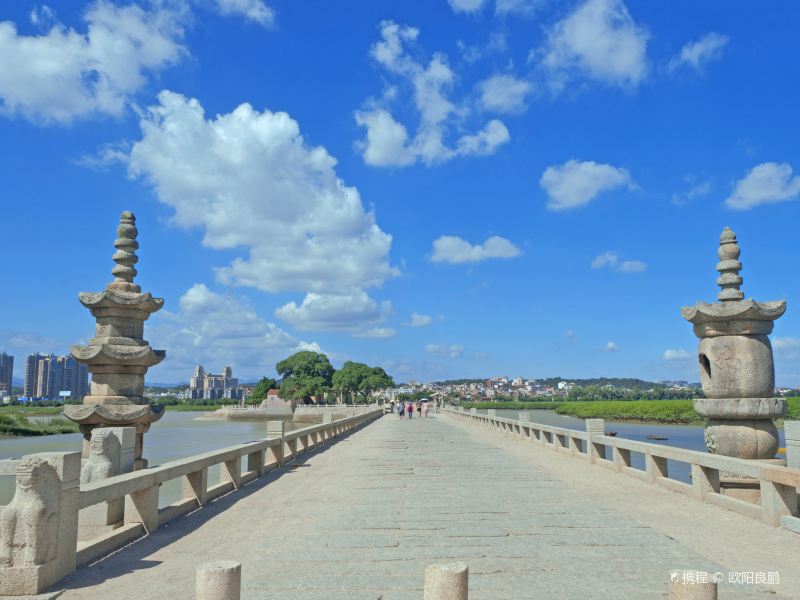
[[0, 1, 799, 386], [22, 352, 89, 401]]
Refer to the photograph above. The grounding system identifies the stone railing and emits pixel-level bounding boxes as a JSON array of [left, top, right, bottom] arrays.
[[445, 407, 800, 534], [0, 409, 382, 595]]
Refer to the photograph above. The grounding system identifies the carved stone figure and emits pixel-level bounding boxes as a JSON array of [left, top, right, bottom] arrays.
[[80, 429, 121, 484], [0, 457, 59, 567]]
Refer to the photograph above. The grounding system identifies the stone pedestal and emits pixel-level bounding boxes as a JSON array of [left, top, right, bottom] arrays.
[[681, 228, 787, 500], [65, 212, 165, 470]]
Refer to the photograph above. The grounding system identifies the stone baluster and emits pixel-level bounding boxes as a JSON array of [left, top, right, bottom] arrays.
[[267, 420, 285, 467], [785, 421, 800, 470], [586, 418, 606, 462], [0, 452, 81, 595]]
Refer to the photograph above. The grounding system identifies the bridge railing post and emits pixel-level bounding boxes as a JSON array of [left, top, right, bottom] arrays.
[[785, 421, 800, 469], [183, 467, 209, 507], [266, 421, 285, 466], [124, 483, 159, 534], [221, 456, 242, 489], [690, 464, 719, 499], [759, 479, 798, 526], [585, 419, 605, 463], [248, 448, 266, 477], [0, 451, 81, 596], [645, 453, 668, 483]]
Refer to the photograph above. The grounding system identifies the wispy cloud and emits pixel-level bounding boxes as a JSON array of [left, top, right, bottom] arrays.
[[431, 235, 521, 264]]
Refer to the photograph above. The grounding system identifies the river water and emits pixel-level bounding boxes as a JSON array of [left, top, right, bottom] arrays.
[[0, 412, 305, 506], [1, 410, 789, 504]]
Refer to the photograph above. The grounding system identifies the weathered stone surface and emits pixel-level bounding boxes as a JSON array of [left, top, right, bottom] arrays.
[[0, 452, 81, 596], [65, 212, 165, 468], [196, 561, 241, 600], [681, 227, 786, 461], [48, 417, 794, 599], [424, 562, 468, 600], [668, 572, 717, 599], [693, 397, 786, 419], [697, 335, 775, 399]]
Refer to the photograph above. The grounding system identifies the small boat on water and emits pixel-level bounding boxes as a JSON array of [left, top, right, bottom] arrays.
[[646, 434, 668, 441], [605, 431, 617, 437]]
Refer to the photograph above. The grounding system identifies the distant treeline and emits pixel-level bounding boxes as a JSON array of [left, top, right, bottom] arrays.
[[460, 398, 800, 424]]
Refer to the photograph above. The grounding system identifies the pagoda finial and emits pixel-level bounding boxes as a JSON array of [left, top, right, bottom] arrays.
[[716, 226, 743, 302], [109, 211, 141, 293]]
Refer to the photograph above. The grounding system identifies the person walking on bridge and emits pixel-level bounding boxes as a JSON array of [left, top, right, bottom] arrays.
[[397, 401, 404, 419], [422, 401, 429, 418], [407, 401, 414, 419]]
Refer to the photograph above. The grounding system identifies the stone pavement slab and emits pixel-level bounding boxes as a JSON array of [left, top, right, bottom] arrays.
[[53, 414, 792, 599]]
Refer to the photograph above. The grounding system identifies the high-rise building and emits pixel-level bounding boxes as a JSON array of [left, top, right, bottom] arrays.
[[23, 353, 89, 401], [184, 365, 243, 400], [23, 353, 42, 398], [0, 352, 13, 394]]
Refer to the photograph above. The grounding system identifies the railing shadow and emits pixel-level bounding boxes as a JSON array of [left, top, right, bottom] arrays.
[[52, 420, 372, 592]]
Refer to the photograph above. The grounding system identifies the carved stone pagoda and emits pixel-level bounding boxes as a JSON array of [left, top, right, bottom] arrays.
[[681, 227, 786, 471], [65, 211, 165, 469]]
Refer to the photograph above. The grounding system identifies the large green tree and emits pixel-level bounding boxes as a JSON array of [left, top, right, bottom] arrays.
[[277, 351, 334, 401], [359, 367, 394, 401], [332, 361, 370, 403], [250, 377, 278, 401]]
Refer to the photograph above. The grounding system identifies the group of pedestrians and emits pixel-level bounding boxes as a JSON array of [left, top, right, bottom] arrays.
[[393, 399, 429, 419]]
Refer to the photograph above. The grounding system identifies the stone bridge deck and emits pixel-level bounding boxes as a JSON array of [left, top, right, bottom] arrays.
[[56, 414, 799, 599]]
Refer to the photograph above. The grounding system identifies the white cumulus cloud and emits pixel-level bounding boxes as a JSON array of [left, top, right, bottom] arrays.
[[672, 178, 712, 206], [148, 284, 315, 381], [724, 162, 800, 210], [478, 74, 532, 114], [275, 291, 393, 336], [541, 0, 648, 90], [663, 349, 692, 361], [618, 260, 646, 273], [591, 250, 645, 273], [353, 327, 396, 339], [496, 0, 542, 16], [410, 313, 433, 327], [214, 0, 275, 27], [0, 1, 186, 124], [430, 235, 521, 264], [668, 32, 729, 73], [591, 250, 618, 269], [605, 341, 620, 352], [540, 159, 633, 211], [355, 20, 511, 167], [127, 91, 398, 305], [448, 0, 487, 13]]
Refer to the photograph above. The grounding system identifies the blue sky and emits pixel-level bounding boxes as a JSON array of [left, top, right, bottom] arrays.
[[1, 0, 799, 386]]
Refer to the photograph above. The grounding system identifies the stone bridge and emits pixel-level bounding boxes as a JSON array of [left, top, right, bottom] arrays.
[[1, 408, 798, 599]]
